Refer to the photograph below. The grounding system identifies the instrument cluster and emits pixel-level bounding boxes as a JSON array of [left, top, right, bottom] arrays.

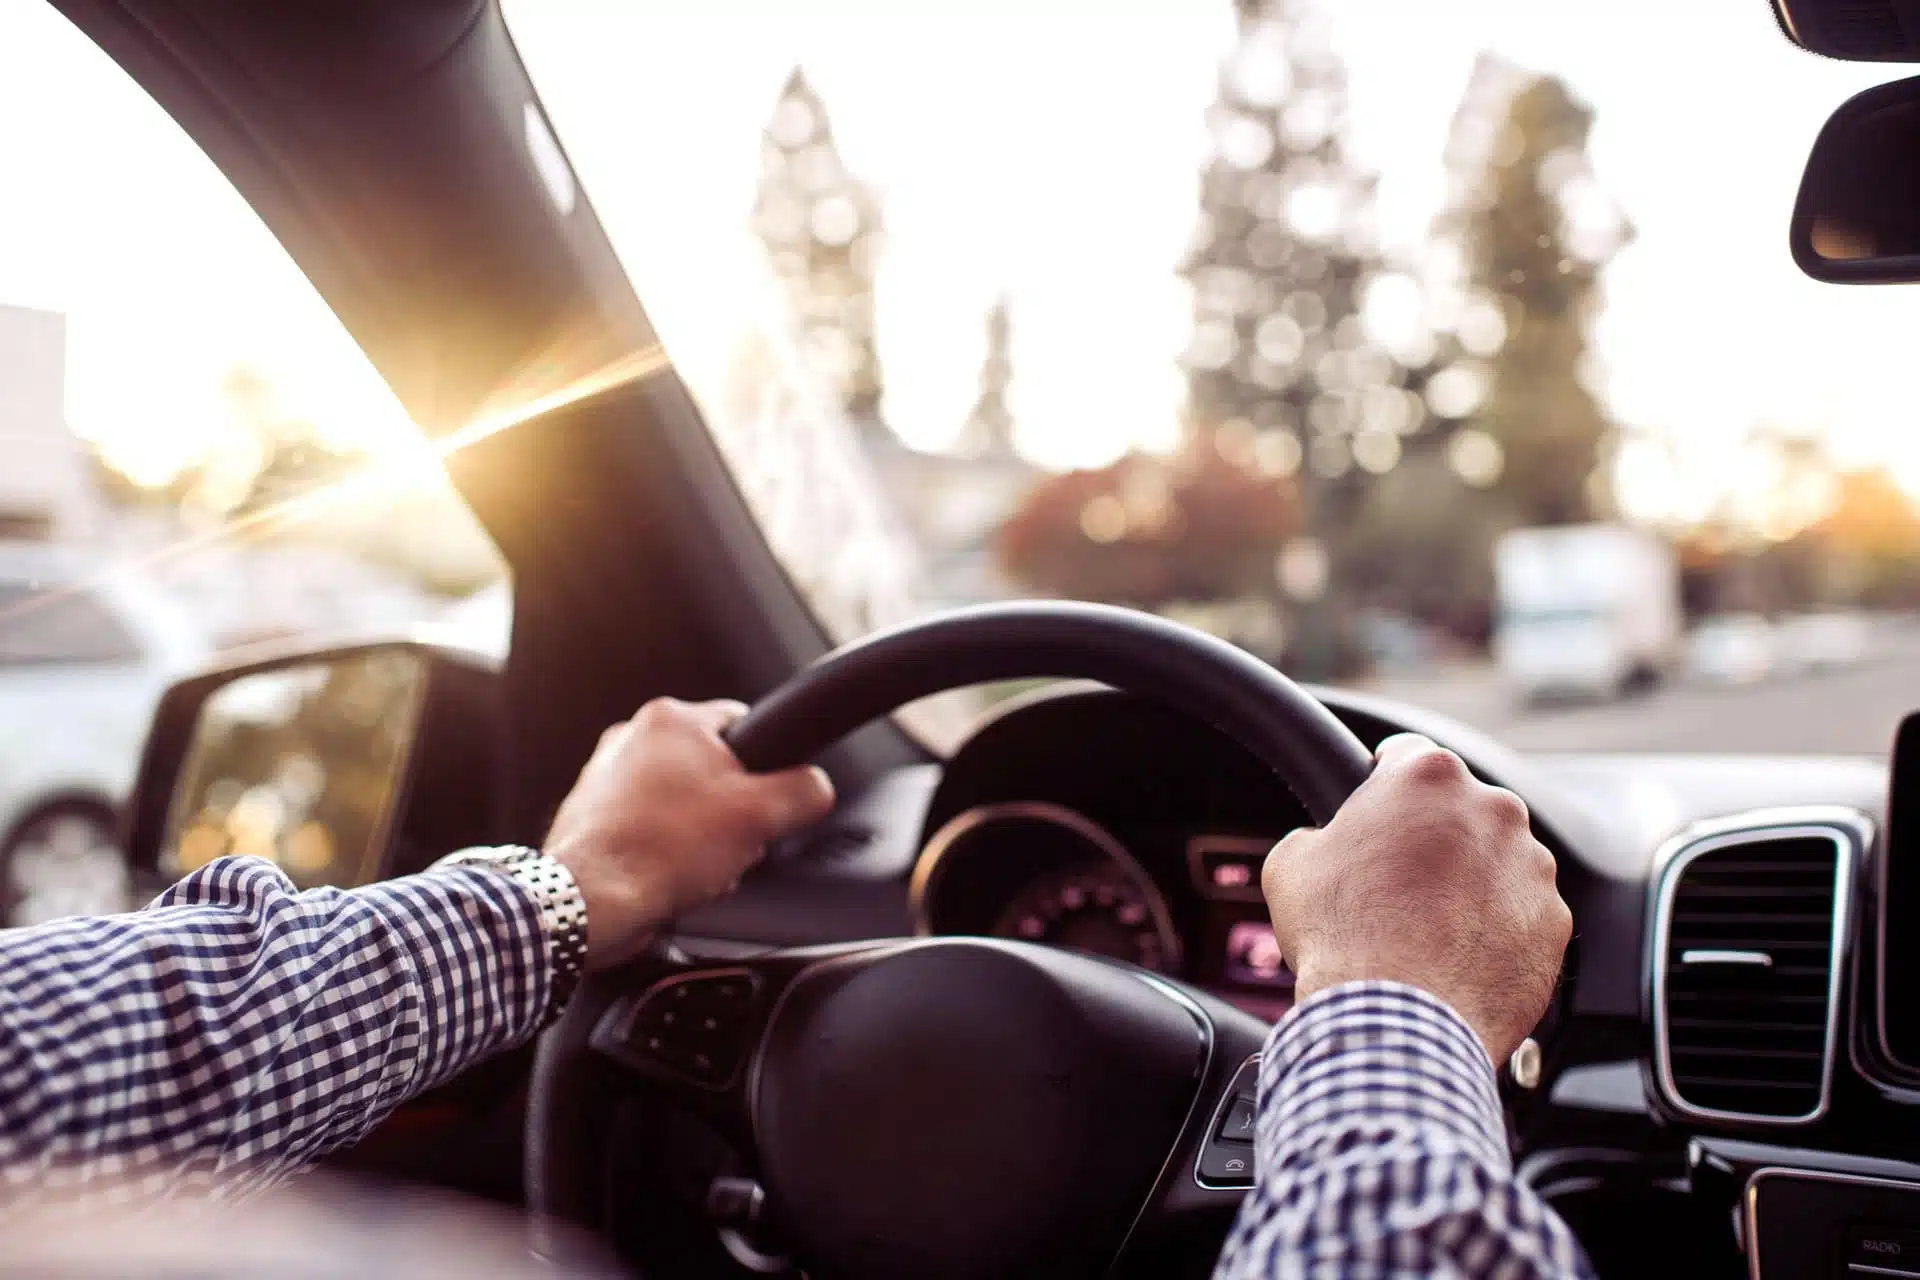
[[911, 799, 1299, 1021]]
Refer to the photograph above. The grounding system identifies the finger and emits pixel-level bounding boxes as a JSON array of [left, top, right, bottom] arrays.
[[1376, 734, 1469, 789], [1372, 732, 1440, 769], [684, 699, 752, 735], [744, 764, 836, 837]]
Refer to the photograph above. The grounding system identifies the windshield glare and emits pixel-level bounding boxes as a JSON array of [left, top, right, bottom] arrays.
[[506, 1, 1920, 756]]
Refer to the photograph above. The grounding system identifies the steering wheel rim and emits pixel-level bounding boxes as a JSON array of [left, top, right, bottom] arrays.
[[528, 600, 1374, 1276], [726, 599, 1370, 823]]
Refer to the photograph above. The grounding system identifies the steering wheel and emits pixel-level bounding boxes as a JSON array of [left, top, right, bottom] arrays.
[[526, 601, 1373, 1279]]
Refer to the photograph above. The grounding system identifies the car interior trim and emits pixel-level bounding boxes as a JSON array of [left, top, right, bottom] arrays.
[[1650, 806, 1871, 1127], [1744, 1166, 1920, 1280], [1192, 1053, 1261, 1191], [1185, 834, 1273, 903], [1680, 949, 1775, 968], [1110, 970, 1219, 1252], [1880, 772, 1920, 1076]]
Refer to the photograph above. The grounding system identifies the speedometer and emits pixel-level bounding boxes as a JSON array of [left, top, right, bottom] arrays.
[[911, 800, 1183, 975], [992, 863, 1178, 972]]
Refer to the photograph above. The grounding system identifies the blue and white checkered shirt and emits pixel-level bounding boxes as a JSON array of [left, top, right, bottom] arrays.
[[0, 856, 1593, 1276], [1211, 982, 1595, 1279]]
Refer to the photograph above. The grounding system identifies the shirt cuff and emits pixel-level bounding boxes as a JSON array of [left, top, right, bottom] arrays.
[[1256, 980, 1510, 1175], [345, 863, 553, 1088]]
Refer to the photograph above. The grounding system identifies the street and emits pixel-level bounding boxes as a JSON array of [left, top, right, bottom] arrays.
[[1351, 637, 1920, 757]]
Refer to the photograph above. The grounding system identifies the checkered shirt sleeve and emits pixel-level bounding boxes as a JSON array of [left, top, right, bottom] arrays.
[[0, 855, 549, 1209], [1211, 981, 1596, 1279]]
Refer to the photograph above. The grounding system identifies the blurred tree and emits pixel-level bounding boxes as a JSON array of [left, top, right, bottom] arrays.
[[86, 440, 200, 513], [1814, 468, 1920, 559], [209, 364, 370, 524], [995, 444, 1301, 610], [955, 296, 1016, 458], [1337, 450, 1502, 641], [86, 363, 500, 598], [85, 365, 367, 524], [1178, 0, 1419, 678], [1181, 0, 1391, 535], [1808, 468, 1920, 606], [752, 68, 886, 424], [1441, 56, 1632, 526]]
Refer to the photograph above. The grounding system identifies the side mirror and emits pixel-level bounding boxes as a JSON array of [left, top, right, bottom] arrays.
[[1792, 74, 1920, 283], [124, 640, 503, 901]]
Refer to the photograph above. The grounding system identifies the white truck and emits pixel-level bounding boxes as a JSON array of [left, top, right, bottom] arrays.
[[1493, 523, 1681, 703]]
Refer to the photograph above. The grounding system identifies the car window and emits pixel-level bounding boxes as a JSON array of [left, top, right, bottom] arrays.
[[0, 583, 140, 665], [0, 8, 507, 924], [510, 1, 1919, 757]]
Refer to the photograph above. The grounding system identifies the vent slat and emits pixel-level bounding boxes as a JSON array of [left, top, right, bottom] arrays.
[[1658, 832, 1841, 1122]]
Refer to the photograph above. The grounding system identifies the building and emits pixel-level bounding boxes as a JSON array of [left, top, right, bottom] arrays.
[[0, 305, 99, 542], [854, 419, 1038, 609]]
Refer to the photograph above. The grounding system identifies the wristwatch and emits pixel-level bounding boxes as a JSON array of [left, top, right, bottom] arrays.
[[432, 845, 589, 1028]]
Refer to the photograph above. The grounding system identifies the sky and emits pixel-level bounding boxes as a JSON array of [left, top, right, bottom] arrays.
[[0, 0, 1915, 527]]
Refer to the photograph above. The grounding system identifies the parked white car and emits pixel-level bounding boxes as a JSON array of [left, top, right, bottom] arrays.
[[1775, 610, 1872, 674], [0, 544, 208, 926], [1492, 524, 1682, 703], [1686, 612, 1777, 686]]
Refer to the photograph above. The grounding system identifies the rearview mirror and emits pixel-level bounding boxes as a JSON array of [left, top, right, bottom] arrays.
[[1773, 0, 1920, 61], [1792, 75, 1920, 283], [125, 639, 503, 900]]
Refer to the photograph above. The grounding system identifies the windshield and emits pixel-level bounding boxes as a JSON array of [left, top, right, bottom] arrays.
[[507, 1, 1920, 756]]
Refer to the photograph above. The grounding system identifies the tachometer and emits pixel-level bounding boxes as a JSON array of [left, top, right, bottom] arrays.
[[911, 801, 1183, 975], [992, 862, 1177, 972]]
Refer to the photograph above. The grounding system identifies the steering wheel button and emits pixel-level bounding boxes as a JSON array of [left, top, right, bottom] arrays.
[[1216, 1097, 1256, 1145], [1198, 1141, 1256, 1186], [610, 971, 766, 1088]]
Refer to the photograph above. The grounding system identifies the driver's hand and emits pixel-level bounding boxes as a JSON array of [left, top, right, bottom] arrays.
[[1260, 732, 1571, 1066], [544, 698, 835, 970]]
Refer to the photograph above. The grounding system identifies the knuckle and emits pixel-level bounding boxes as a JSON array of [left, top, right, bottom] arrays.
[[1483, 785, 1530, 832], [635, 697, 682, 728], [1403, 744, 1467, 787], [1531, 837, 1559, 877], [1261, 830, 1309, 890]]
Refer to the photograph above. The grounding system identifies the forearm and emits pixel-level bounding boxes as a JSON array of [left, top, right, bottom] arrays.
[[1211, 982, 1593, 1279], [0, 856, 549, 1206]]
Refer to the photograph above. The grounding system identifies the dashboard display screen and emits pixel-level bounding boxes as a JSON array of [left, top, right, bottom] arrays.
[[1882, 710, 1920, 1068], [1224, 919, 1293, 989]]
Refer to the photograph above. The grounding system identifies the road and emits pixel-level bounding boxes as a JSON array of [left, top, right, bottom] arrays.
[[1348, 642, 1920, 757]]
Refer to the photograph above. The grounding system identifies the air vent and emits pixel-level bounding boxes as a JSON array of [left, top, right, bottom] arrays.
[[1653, 822, 1851, 1124]]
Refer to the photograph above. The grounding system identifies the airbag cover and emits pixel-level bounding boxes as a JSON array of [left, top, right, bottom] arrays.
[[752, 940, 1206, 1280]]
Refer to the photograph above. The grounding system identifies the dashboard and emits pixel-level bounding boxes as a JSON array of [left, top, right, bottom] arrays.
[[671, 678, 1913, 1277]]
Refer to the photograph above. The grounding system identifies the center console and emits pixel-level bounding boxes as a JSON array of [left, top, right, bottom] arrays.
[[1748, 1168, 1920, 1279]]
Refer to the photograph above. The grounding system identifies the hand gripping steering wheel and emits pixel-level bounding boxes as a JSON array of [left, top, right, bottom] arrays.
[[527, 601, 1372, 1279]]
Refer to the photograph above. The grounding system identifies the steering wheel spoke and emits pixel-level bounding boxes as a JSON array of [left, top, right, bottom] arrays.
[[580, 944, 881, 1145]]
